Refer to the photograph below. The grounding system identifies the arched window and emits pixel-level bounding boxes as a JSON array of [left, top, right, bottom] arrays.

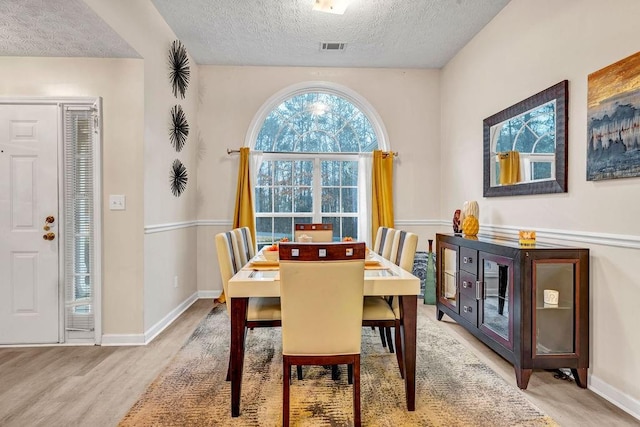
[[249, 83, 387, 247]]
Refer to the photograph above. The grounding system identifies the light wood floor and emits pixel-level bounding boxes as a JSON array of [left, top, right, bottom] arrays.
[[0, 299, 637, 426]]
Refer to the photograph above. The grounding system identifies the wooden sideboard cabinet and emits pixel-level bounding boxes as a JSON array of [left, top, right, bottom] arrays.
[[435, 233, 589, 389]]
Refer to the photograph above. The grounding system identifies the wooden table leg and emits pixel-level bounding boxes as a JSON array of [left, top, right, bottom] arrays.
[[230, 297, 248, 417], [399, 295, 417, 411]]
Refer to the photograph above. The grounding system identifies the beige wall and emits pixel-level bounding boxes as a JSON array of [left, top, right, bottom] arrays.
[[0, 56, 145, 335], [6, 0, 636, 416], [85, 0, 200, 333], [196, 66, 441, 292], [441, 0, 640, 412]]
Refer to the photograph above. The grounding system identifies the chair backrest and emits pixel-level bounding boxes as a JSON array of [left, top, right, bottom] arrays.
[[215, 227, 255, 311], [389, 230, 419, 272], [279, 242, 365, 356], [373, 226, 399, 259], [293, 223, 334, 242]]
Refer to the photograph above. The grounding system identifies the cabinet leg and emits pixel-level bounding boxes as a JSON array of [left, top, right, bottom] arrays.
[[571, 368, 588, 388], [515, 368, 532, 389], [436, 309, 444, 321]]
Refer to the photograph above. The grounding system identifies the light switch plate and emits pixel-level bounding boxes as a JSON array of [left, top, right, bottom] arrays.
[[109, 194, 126, 210]]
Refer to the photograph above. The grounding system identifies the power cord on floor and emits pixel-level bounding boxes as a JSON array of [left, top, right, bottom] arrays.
[[546, 368, 573, 382]]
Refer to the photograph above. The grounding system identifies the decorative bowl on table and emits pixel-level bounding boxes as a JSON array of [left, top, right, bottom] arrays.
[[262, 246, 279, 261]]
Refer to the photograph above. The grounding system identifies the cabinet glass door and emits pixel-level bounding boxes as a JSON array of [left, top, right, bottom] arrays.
[[439, 244, 458, 310], [534, 261, 575, 355], [479, 253, 513, 349]]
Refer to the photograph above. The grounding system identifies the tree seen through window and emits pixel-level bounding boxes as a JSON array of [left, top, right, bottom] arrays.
[[254, 91, 379, 247]]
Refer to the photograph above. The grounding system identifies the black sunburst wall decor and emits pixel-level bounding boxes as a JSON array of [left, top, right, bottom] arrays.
[[170, 159, 188, 197], [170, 105, 189, 152], [168, 40, 190, 99]]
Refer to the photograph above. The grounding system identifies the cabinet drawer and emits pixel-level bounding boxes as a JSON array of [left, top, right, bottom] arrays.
[[459, 270, 478, 299], [460, 295, 478, 327], [460, 247, 477, 274]]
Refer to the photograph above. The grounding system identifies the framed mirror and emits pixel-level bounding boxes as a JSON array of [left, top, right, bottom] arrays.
[[483, 80, 568, 197]]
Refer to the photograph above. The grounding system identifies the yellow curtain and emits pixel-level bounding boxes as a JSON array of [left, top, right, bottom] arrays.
[[232, 147, 256, 242], [218, 147, 256, 304], [498, 151, 521, 185], [371, 150, 395, 243]]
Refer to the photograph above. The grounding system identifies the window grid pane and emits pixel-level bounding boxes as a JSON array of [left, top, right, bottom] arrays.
[[254, 90, 378, 243]]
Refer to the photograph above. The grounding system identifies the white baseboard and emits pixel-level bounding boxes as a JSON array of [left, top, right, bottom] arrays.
[[198, 290, 222, 299], [589, 374, 640, 421], [101, 333, 146, 346], [101, 292, 200, 346], [143, 292, 200, 344]]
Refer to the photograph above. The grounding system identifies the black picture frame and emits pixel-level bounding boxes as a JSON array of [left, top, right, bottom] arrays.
[[483, 80, 569, 197]]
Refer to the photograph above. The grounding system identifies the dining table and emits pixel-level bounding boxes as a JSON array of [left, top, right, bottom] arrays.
[[227, 249, 421, 417]]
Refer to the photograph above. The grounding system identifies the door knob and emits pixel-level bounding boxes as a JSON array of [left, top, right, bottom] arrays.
[[43, 216, 55, 231], [43, 232, 56, 241]]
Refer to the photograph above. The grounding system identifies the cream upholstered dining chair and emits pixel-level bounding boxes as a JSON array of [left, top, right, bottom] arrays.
[[215, 227, 281, 381], [293, 223, 334, 242], [368, 226, 398, 350], [363, 228, 418, 378], [373, 226, 399, 259], [279, 242, 366, 427]]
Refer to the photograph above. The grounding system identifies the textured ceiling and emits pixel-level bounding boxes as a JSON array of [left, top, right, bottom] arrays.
[[151, 0, 511, 68], [0, 0, 511, 69], [0, 0, 139, 58]]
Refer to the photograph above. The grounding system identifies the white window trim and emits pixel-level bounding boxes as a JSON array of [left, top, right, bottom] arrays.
[[245, 81, 389, 151]]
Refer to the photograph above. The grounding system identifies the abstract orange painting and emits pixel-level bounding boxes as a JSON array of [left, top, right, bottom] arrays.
[[587, 51, 640, 181]]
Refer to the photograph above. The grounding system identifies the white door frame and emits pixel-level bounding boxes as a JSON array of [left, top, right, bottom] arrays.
[[0, 96, 103, 345]]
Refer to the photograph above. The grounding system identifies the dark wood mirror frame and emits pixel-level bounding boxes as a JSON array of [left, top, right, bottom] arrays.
[[483, 80, 569, 197]]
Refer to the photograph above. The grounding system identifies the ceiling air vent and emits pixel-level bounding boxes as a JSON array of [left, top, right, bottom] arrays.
[[320, 42, 346, 52]]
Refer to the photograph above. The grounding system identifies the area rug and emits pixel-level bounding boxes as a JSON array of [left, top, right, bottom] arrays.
[[120, 304, 556, 426]]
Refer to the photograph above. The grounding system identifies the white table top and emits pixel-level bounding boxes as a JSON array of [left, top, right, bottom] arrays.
[[228, 251, 420, 298]]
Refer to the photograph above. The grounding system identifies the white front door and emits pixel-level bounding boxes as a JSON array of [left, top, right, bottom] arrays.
[[0, 104, 60, 344]]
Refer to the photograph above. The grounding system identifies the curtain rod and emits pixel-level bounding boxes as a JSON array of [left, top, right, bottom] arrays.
[[227, 148, 399, 158]]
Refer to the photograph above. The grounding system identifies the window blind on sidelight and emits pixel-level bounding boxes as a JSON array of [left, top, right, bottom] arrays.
[[63, 107, 96, 333]]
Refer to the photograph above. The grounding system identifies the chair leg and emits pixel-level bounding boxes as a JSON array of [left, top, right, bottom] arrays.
[[394, 321, 405, 379], [283, 357, 291, 427], [353, 356, 361, 427], [296, 365, 303, 380], [385, 327, 394, 353], [347, 364, 353, 385], [378, 327, 387, 348]]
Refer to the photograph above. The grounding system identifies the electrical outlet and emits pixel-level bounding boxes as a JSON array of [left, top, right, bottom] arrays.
[[174, 276, 179, 288]]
